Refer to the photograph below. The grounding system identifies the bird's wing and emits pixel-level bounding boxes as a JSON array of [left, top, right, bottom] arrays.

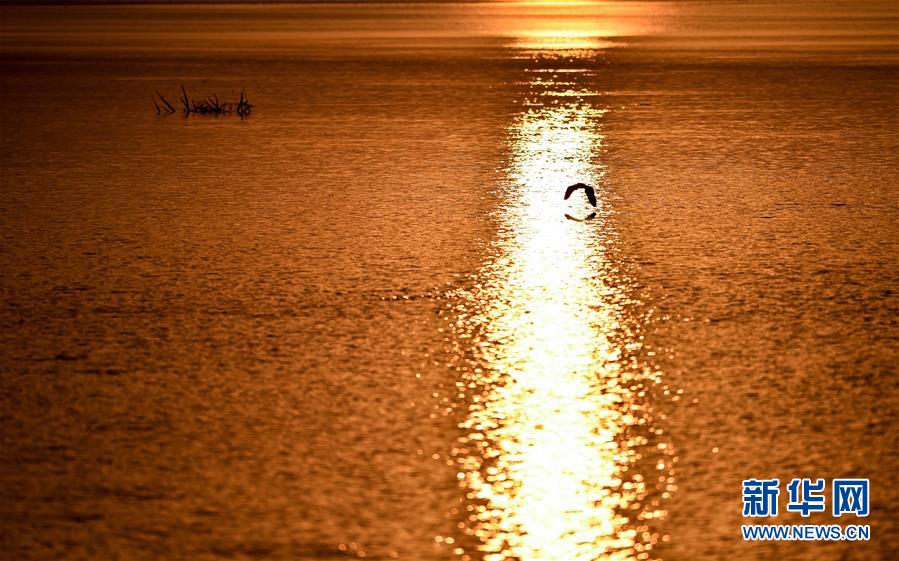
[[586, 187, 597, 207], [564, 184, 581, 200]]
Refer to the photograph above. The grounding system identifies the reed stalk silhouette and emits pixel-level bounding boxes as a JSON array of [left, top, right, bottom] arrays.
[[153, 85, 252, 118]]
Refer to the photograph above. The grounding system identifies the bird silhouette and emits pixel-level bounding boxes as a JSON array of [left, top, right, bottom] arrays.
[[564, 182, 597, 207]]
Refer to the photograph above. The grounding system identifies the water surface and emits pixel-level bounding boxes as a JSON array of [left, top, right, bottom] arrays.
[[0, 2, 897, 560]]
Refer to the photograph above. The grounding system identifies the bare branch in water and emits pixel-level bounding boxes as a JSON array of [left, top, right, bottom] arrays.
[[152, 84, 253, 118], [154, 91, 175, 114], [152, 91, 176, 115]]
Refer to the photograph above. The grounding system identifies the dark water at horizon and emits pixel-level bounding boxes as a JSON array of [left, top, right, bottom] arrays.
[[1, 2, 897, 560]]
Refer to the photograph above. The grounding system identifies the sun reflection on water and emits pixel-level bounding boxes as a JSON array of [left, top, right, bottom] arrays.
[[446, 36, 674, 561]]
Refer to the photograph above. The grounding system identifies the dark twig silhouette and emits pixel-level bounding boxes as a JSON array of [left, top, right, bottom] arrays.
[[153, 85, 252, 118], [153, 91, 176, 115]]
